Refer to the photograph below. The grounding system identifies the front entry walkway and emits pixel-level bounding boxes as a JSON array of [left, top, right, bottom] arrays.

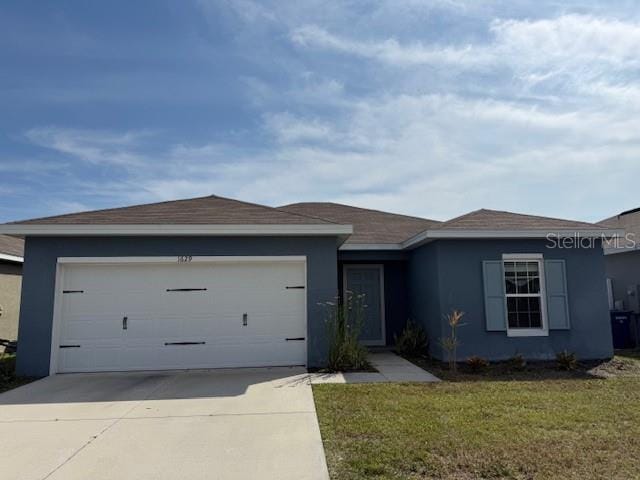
[[310, 351, 440, 384], [0, 367, 329, 480]]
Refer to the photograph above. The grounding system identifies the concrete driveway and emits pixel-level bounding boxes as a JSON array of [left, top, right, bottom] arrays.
[[0, 368, 329, 480]]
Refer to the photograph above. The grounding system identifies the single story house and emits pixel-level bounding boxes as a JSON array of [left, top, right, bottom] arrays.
[[0, 235, 24, 351], [599, 208, 640, 313], [0, 195, 619, 377]]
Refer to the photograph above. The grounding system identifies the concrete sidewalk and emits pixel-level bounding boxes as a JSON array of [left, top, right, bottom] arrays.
[[310, 351, 440, 384], [0, 368, 329, 480]]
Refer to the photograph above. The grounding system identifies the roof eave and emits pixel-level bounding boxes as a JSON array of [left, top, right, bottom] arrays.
[[0, 224, 354, 237], [339, 243, 403, 251], [402, 228, 624, 249], [604, 247, 640, 256]]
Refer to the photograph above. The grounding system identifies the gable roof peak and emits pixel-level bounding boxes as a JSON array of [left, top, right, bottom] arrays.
[[9, 194, 339, 226], [436, 207, 606, 231]]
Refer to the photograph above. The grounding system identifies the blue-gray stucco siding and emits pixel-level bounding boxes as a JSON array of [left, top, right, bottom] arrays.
[[18, 235, 614, 375], [407, 243, 442, 351], [409, 239, 613, 361], [17, 236, 338, 377]]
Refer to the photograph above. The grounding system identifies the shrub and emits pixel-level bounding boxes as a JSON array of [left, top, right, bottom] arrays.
[[439, 310, 465, 372], [556, 350, 578, 371], [394, 320, 429, 356], [466, 355, 489, 373], [507, 353, 527, 371], [322, 291, 370, 372], [0, 352, 17, 383]]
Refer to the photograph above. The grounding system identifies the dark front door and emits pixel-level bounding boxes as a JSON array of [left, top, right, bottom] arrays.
[[344, 265, 385, 345]]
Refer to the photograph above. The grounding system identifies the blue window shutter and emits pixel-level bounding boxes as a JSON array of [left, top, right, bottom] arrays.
[[483, 261, 507, 331], [545, 259, 571, 330]]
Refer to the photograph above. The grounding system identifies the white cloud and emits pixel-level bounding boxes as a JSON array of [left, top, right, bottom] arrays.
[[492, 15, 640, 70], [291, 25, 488, 67], [263, 112, 335, 144], [291, 14, 640, 82], [13, 7, 640, 223], [24, 82, 640, 222], [242, 74, 346, 109], [46, 200, 91, 216], [24, 127, 151, 167], [218, 0, 278, 23]]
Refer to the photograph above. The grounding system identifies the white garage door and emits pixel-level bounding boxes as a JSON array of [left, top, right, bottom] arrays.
[[54, 257, 307, 373]]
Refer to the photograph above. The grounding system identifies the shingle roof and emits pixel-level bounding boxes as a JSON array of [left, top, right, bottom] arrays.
[[12, 195, 338, 226], [279, 202, 440, 244], [434, 209, 606, 231], [598, 208, 640, 230], [0, 235, 24, 257], [598, 215, 620, 228], [598, 209, 639, 249], [4, 195, 610, 246]]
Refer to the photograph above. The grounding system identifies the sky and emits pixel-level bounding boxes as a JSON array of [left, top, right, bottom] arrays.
[[1, 0, 639, 224]]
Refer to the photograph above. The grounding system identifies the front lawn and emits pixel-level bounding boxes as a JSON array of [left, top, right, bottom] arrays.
[[314, 366, 640, 479]]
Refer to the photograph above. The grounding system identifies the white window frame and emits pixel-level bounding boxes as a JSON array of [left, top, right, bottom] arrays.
[[606, 278, 614, 310], [502, 253, 549, 337]]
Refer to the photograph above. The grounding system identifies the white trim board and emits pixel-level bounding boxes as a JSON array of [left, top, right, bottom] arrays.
[[606, 278, 614, 310], [0, 224, 353, 237], [0, 253, 23, 263], [57, 255, 307, 265], [342, 264, 386, 346], [339, 243, 403, 251], [402, 228, 625, 249], [503, 253, 544, 260], [339, 229, 626, 252], [603, 246, 640, 256]]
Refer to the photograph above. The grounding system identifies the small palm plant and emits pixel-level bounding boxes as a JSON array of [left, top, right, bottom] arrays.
[[439, 310, 465, 373]]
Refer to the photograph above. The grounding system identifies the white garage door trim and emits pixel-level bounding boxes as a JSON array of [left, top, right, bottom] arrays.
[[49, 256, 307, 375]]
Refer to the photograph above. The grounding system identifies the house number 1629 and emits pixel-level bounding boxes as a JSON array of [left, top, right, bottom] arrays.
[[177, 256, 192, 263]]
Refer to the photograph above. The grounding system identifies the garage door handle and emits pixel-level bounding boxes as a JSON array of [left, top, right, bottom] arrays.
[[285, 337, 305, 341], [122, 316, 128, 330]]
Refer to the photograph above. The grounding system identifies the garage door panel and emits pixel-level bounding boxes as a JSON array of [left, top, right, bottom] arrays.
[[58, 345, 123, 372], [56, 259, 307, 373], [61, 319, 122, 343], [62, 293, 168, 315], [119, 345, 167, 370], [244, 313, 305, 336], [63, 266, 163, 294]]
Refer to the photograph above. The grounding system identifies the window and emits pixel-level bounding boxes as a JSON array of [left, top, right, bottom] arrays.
[[503, 254, 548, 337]]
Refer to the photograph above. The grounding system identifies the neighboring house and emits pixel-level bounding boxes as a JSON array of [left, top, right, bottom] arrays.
[[0, 195, 618, 377], [0, 234, 24, 350], [599, 208, 640, 313]]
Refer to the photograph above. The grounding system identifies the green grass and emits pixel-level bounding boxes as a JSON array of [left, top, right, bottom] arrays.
[[314, 359, 640, 479], [0, 353, 36, 394]]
